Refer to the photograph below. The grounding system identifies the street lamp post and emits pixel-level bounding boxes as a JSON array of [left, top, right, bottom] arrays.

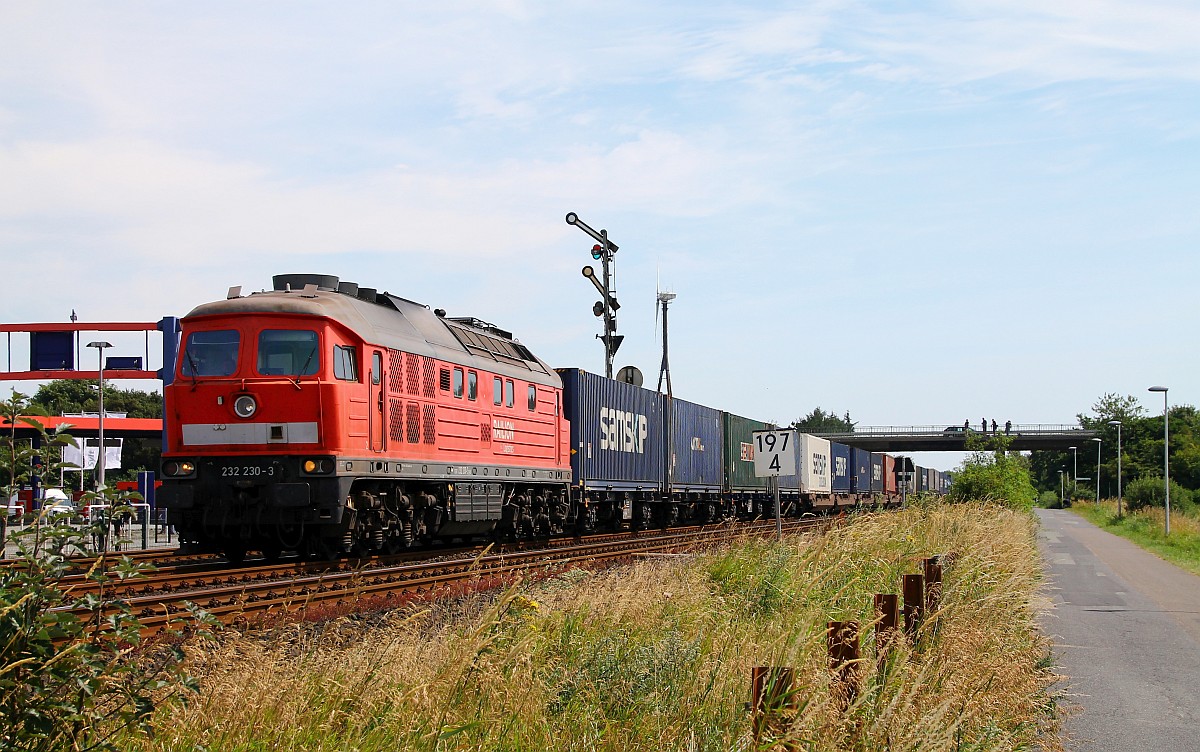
[[1148, 386, 1170, 535], [1069, 446, 1077, 503], [1091, 437, 1102, 504], [87, 341, 112, 490], [1108, 420, 1123, 517], [1058, 469, 1065, 507]]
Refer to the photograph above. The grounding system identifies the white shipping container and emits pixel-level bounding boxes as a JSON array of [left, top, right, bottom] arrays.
[[797, 434, 832, 495]]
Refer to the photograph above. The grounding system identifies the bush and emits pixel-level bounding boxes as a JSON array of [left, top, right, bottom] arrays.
[[1037, 490, 1061, 509], [1125, 476, 1193, 512], [948, 438, 1037, 511]]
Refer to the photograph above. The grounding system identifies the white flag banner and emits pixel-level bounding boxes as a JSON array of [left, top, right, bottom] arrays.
[[62, 437, 89, 470], [62, 437, 123, 471]]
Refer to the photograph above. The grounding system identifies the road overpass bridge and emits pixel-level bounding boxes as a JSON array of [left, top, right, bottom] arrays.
[[811, 424, 1096, 452]]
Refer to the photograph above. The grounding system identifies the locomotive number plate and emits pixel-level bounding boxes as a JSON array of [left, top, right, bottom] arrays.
[[220, 464, 277, 478]]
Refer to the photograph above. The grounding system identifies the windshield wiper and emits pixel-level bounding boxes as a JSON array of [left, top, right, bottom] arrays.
[[184, 351, 200, 390], [290, 347, 317, 390]]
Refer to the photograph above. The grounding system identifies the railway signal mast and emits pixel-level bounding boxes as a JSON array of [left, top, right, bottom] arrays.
[[566, 212, 621, 378]]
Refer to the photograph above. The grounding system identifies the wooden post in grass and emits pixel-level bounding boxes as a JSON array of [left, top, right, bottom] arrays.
[[902, 573, 924, 639], [827, 620, 860, 711], [923, 557, 943, 615], [750, 666, 798, 748], [873, 593, 900, 672]]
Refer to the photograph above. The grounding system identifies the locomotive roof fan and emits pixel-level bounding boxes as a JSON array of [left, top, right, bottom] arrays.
[[273, 274, 340, 292]]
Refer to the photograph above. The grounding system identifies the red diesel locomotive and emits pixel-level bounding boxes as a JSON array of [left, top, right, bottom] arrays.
[[158, 274, 572, 561]]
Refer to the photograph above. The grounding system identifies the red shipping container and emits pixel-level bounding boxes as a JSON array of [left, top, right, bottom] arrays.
[[883, 454, 898, 495]]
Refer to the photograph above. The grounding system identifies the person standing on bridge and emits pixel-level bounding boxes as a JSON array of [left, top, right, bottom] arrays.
[[1005, 420, 1012, 434], [964, 419, 970, 431], [982, 418, 987, 433], [992, 419, 998, 433]]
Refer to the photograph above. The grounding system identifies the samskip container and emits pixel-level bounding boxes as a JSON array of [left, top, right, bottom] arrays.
[[668, 397, 723, 492], [830, 441, 851, 493], [557, 368, 665, 492], [851, 448, 873, 494]]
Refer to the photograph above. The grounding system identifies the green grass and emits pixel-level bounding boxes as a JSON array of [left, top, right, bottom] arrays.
[[118, 504, 1061, 752], [1069, 500, 1200, 576]]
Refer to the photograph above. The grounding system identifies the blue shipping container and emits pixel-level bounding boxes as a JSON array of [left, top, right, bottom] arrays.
[[870, 453, 885, 493], [668, 397, 723, 492], [830, 442, 852, 493], [851, 448, 872, 494], [557, 368, 666, 492]]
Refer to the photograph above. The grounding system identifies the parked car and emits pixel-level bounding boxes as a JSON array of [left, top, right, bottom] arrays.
[[39, 490, 79, 521]]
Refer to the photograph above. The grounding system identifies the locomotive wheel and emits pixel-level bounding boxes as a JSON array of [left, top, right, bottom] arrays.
[[224, 545, 247, 565]]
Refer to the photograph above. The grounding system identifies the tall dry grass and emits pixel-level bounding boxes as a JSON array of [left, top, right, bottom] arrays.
[[125, 503, 1060, 751]]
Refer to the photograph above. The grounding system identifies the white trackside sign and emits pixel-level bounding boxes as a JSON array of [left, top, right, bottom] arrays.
[[751, 429, 797, 477]]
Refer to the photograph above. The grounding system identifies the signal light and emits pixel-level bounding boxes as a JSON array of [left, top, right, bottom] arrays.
[[591, 244, 603, 260], [593, 301, 605, 317]]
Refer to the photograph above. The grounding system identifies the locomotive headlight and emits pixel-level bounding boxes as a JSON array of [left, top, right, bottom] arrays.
[[302, 458, 332, 475], [233, 394, 257, 419], [163, 460, 196, 478]]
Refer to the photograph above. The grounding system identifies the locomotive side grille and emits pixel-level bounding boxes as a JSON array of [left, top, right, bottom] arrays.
[[389, 398, 404, 442], [406, 353, 419, 395], [388, 350, 404, 393], [422, 357, 435, 398], [481, 422, 491, 444], [422, 404, 436, 445], [406, 403, 421, 443]]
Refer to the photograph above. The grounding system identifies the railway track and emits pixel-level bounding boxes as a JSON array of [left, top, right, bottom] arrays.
[[70, 516, 840, 637]]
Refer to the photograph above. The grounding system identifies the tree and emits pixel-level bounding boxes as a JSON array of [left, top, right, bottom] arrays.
[[1029, 392, 1200, 501], [793, 407, 855, 433], [1081, 392, 1146, 426], [948, 434, 1037, 511]]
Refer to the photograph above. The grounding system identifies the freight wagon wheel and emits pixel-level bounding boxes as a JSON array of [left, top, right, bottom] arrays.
[[224, 545, 247, 565], [260, 544, 282, 563]]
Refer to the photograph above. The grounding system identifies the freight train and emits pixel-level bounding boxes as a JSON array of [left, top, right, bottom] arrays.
[[158, 274, 948, 561]]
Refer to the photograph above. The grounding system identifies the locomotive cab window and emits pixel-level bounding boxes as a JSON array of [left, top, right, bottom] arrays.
[[257, 330, 319, 376], [333, 346, 358, 381], [504, 379, 514, 408], [453, 368, 464, 398], [371, 352, 382, 385], [527, 385, 537, 411], [493, 376, 502, 406], [468, 371, 477, 401], [181, 330, 240, 377]]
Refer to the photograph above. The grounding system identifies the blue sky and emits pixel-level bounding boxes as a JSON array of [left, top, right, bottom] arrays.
[[2, 1, 1198, 471]]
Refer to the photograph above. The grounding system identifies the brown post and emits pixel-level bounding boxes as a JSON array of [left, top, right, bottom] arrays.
[[874, 593, 900, 672], [923, 558, 943, 615], [827, 620, 860, 711], [902, 573, 924, 639], [750, 666, 797, 747]]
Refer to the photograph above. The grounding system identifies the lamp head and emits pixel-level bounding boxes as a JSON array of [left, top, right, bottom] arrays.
[[86, 341, 113, 349], [1107, 419, 1121, 426], [1148, 386, 1168, 393]]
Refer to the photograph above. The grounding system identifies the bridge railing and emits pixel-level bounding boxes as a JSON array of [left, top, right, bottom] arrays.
[[812, 424, 1088, 438]]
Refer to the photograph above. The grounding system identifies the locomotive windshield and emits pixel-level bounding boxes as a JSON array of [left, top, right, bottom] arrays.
[[257, 330, 319, 376], [181, 330, 240, 377]]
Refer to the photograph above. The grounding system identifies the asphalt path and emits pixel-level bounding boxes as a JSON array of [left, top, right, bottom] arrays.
[[1036, 508, 1200, 751]]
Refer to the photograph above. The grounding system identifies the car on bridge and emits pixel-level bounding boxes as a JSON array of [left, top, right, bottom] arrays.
[[942, 426, 977, 434]]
